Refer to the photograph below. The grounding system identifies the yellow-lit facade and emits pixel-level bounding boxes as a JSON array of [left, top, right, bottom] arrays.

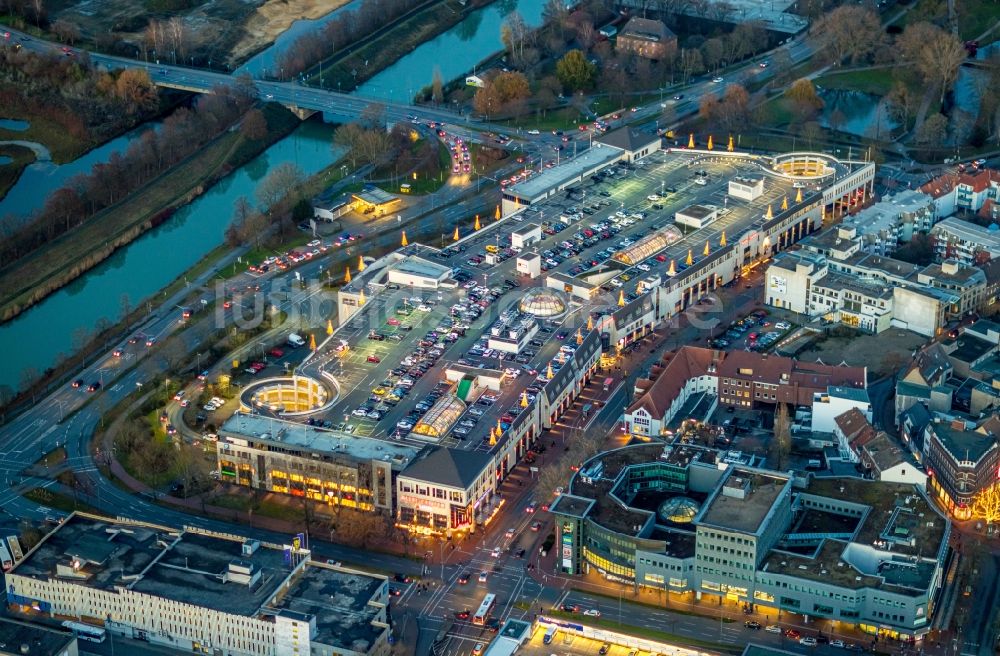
[[218, 438, 397, 512]]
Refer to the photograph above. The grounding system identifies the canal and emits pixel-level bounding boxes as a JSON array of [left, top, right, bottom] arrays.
[[0, 0, 544, 390]]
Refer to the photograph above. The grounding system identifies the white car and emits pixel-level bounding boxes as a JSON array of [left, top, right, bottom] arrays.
[[418, 304, 432, 312], [637, 263, 651, 272], [583, 609, 601, 617], [527, 129, 540, 135], [829, 640, 845, 648], [647, 194, 661, 201], [610, 279, 623, 287], [799, 637, 817, 647], [712, 76, 724, 83], [491, 547, 502, 558], [775, 321, 791, 330], [765, 625, 782, 634]]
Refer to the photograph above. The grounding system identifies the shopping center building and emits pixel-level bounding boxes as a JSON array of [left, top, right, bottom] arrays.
[[549, 443, 950, 641]]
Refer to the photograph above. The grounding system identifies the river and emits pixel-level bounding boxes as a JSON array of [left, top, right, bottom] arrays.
[[0, 121, 340, 390], [355, 0, 544, 103], [0, 123, 157, 222], [235, 0, 363, 79], [0, 0, 543, 391]]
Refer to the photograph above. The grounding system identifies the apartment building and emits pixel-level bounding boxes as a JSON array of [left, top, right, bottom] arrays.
[[6, 514, 391, 656], [931, 217, 1000, 266], [615, 17, 677, 60], [838, 190, 937, 256]]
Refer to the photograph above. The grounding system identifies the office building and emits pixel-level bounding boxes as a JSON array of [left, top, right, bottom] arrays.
[[6, 514, 391, 656]]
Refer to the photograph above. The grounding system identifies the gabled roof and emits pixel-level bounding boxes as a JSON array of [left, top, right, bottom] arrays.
[[620, 16, 675, 40], [920, 173, 960, 199], [861, 433, 905, 472], [834, 408, 874, 442], [910, 343, 952, 387], [626, 346, 717, 418], [957, 168, 1000, 194], [400, 447, 491, 490]]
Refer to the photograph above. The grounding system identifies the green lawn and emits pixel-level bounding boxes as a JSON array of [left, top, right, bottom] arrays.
[[894, 0, 1000, 40], [813, 69, 896, 96], [755, 97, 795, 128], [500, 107, 589, 131], [23, 487, 102, 515], [0, 112, 94, 164]]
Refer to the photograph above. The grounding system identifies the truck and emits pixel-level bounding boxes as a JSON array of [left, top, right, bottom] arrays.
[[287, 333, 306, 348]]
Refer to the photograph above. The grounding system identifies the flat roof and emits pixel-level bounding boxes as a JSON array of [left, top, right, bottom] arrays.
[[512, 223, 541, 236], [677, 204, 716, 219], [131, 531, 291, 617], [507, 145, 622, 200], [391, 255, 451, 280], [13, 514, 295, 617], [549, 493, 596, 518], [699, 471, 788, 535], [221, 413, 420, 467], [273, 564, 386, 653], [353, 187, 398, 206], [0, 618, 75, 655]]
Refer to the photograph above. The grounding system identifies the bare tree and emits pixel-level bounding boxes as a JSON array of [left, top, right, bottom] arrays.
[[811, 5, 884, 65], [431, 67, 444, 105], [770, 403, 792, 470], [240, 109, 268, 141], [255, 162, 305, 212]]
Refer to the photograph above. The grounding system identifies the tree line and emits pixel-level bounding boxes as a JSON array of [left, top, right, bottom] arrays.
[[0, 73, 260, 266], [273, 0, 434, 80]]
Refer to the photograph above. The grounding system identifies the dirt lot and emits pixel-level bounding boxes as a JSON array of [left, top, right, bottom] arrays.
[[796, 327, 925, 378], [46, 0, 352, 67]]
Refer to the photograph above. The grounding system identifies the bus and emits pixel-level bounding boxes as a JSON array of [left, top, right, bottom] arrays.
[[472, 593, 496, 626], [61, 621, 107, 643], [543, 625, 558, 644]]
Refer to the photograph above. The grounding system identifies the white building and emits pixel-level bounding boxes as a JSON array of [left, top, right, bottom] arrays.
[[516, 252, 541, 278], [931, 216, 1000, 266], [728, 176, 764, 201], [7, 514, 391, 656], [675, 204, 719, 229], [510, 223, 542, 249], [811, 386, 872, 434]]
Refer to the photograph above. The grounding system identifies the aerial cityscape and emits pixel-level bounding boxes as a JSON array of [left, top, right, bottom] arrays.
[[0, 0, 998, 654]]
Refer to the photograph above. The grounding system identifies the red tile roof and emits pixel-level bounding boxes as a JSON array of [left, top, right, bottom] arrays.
[[920, 173, 959, 199], [626, 346, 866, 420], [958, 169, 1000, 194]]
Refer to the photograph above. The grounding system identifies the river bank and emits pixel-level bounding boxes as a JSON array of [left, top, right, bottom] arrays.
[[302, 0, 491, 94], [0, 143, 35, 200], [0, 105, 301, 326]]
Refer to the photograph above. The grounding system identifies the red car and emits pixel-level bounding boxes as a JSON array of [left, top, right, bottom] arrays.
[[269, 347, 284, 358], [655, 254, 667, 262], [785, 629, 801, 639], [367, 355, 381, 363], [455, 610, 470, 620], [250, 361, 266, 371]]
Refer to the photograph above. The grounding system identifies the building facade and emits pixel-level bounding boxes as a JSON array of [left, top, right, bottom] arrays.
[[7, 514, 391, 656], [550, 444, 950, 641]]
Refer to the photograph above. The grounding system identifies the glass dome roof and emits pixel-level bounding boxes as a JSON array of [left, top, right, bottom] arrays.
[[658, 496, 700, 524], [519, 289, 566, 317]]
